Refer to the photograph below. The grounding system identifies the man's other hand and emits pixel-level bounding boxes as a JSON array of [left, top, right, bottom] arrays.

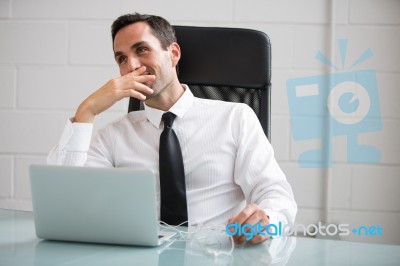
[[227, 203, 270, 245]]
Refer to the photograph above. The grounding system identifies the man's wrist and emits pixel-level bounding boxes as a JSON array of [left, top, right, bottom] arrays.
[[74, 102, 95, 123]]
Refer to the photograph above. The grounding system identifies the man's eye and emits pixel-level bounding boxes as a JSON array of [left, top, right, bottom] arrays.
[[118, 56, 127, 64], [137, 47, 149, 53]]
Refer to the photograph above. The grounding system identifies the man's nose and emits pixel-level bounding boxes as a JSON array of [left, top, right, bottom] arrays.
[[127, 57, 142, 72]]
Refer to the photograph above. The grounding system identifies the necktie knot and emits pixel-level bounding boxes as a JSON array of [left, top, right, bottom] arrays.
[[162, 112, 176, 128]]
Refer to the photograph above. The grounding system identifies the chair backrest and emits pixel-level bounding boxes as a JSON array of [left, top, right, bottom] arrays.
[[128, 26, 271, 140]]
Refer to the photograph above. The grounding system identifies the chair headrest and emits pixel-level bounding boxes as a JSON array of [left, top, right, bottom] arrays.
[[174, 26, 271, 89]]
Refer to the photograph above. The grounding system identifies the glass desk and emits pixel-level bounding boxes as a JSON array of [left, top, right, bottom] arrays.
[[1, 209, 399, 265]]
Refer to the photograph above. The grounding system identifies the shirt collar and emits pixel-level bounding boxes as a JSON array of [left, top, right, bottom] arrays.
[[144, 84, 194, 128]]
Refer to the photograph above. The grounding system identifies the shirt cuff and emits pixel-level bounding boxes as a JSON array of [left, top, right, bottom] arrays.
[[263, 208, 283, 238], [61, 118, 93, 152]]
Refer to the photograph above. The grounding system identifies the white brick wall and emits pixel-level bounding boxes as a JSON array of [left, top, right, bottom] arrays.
[[0, 67, 15, 108], [234, 0, 330, 24], [121, 0, 233, 22], [0, 0, 399, 245], [0, 21, 67, 64], [12, 0, 121, 19], [0, 156, 13, 197], [0, 0, 10, 18], [17, 66, 120, 109], [349, 0, 400, 25], [69, 21, 115, 65]]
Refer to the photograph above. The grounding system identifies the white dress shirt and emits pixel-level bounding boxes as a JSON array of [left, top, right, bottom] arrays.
[[48, 85, 297, 228]]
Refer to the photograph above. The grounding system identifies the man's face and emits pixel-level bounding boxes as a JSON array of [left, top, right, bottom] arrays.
[[113, 22, 179, 99]]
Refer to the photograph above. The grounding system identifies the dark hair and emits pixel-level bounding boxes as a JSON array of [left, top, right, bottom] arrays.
[[111, 13, 176, 50]]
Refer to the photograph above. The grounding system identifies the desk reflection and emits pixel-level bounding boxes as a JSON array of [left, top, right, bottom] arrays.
[[232, 237, 296, 266], [162, 236, 296, 266], [34, 240, 171, 266], [2, 210, 400, 266], [33, 236, 295, 266]]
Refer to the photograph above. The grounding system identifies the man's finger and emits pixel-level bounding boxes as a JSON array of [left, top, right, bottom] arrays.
[[229, 203, 259, 225], [126, 80, 154, 95], [126, 89, 147, 101], [128, 74, 155, 84], [242, 209, 269, 228], [228, 204, 270, 245], [248, 233, 269, 245], [125, 66, 147, 77]]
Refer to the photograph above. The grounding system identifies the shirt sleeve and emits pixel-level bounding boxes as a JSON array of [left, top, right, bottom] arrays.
[[233, 104, 297, 235], [47, 118, 93, 166]]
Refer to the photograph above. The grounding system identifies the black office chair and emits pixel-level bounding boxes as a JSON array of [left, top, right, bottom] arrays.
[[128, 26, 271, 140]]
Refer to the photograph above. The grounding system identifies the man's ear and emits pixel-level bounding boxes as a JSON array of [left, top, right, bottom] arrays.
[[169, 42, 181, 68]]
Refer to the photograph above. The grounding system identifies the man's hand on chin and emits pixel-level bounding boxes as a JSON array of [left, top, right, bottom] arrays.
[[227, 203, 270, 245]]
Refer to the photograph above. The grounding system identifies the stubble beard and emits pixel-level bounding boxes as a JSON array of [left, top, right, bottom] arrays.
[[144, 68, 175, 101]]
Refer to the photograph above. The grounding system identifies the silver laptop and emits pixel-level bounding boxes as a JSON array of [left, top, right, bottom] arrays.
[[29, 165, 176, 246]]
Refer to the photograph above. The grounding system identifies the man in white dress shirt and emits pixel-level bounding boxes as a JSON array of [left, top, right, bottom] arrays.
[[48, 13, 297, 245]]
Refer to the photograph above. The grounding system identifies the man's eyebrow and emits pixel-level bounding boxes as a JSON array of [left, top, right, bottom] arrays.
[[114, 51, 123, 58], [114, 41, 149, 58], [131, 41, 148, 50]]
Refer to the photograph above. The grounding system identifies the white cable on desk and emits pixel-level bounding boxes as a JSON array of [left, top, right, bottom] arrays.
[[159, 221, 235, 259]]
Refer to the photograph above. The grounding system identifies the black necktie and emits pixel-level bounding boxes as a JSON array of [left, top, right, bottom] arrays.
[[159, 112, 188, 226]]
